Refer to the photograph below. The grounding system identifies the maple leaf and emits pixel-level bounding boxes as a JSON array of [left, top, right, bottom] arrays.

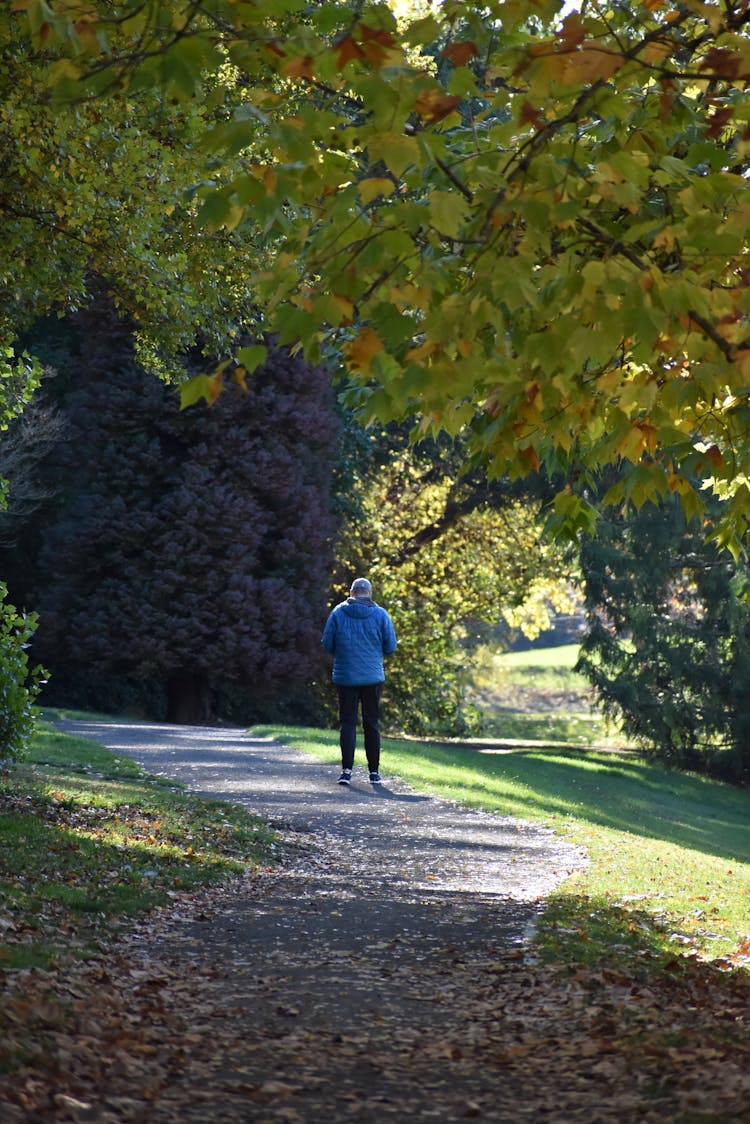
[[563, 44, 624, 84], [519, 101, 545, 129], [336, 35, 364, 69], [700, 47, 741, 79], [559, 13, 586, 50], [359, 24, 397, 67], [345, 327, 384, 374], [415, 89, 462, 124], [706, 106, 733, 138], [281, 54, 314, 80], [232, 368, 249, 393], [441, 41, 480, 66], [519, 445, 541, 472]]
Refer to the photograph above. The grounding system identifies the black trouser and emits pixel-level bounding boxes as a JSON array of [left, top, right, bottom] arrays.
[[337, 683, 382, 772]]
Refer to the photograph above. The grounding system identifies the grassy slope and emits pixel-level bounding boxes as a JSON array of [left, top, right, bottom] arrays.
[[252, 724, 750, 972], [0, 721, 279, 970]]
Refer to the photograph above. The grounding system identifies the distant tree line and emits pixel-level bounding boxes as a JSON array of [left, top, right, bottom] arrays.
[[5, 301, 750, 784]]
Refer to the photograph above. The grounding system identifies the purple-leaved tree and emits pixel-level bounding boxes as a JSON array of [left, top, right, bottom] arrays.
[[16, 302, 339, 723]]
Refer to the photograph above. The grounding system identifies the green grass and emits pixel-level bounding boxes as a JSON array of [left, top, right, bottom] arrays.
[[467, 643, 623, 747], [495, 643, 582, 669], [475, 712, 614, 746], [0, 721, 280, 970], [252, 725, 750, 974]]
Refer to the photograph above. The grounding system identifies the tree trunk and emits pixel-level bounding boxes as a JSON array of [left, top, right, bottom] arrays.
[[166, 670, 211, 725]]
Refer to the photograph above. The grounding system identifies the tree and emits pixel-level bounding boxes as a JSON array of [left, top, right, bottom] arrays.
[[577, 493, 750, 783], [4, 302, 339, 724], [0, 0, 277, 748], [0, 586, 44, 765], [0, 1, 273, 378], [331, 421, 577, 733], [17, 0, 750, 547]]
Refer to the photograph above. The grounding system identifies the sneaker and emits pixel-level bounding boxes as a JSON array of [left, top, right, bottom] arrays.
[[338, 769, 352, 786], [369, 771, 382, 784]]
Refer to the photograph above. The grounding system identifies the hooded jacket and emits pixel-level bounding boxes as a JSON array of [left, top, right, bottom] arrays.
[[321, 597, 397, 685]]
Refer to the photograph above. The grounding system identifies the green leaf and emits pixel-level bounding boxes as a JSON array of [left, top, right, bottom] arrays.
[[367, 133, 422, 178], [179, 375, 211, 410], [160, 36, 224, 100], [428, 190, 470, 238], [236, 345, 267, 374]]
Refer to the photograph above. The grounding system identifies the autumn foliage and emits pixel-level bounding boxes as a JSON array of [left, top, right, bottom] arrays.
[[7, 1, 750, 549]]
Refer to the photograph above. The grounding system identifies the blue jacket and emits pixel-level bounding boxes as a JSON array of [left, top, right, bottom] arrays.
[[322, 597, 397, 685]]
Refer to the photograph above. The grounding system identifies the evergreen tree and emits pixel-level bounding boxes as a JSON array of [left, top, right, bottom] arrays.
[[6, 303, 339, 724], [578, 497, 750, 784]]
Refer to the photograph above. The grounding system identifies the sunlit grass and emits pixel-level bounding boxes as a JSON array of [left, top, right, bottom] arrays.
[[253, 725, 750, 972], [465, 643, 626, 746], [0, 722, 280, 969], [494, 643, 582, 669]]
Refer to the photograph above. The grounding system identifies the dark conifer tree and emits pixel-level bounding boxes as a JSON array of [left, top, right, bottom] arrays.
[[577, 495, 750, 784], [9, 301, 339, 723]]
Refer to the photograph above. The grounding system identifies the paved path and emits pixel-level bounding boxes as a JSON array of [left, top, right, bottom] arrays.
[[52, 719, 587, 1122], [58, 718, 584, 923]]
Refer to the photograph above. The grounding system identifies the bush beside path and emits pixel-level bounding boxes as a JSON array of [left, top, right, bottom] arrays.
[[1, 719, 749, 1121]]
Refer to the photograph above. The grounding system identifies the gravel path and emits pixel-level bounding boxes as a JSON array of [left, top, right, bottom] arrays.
[[51, 719, 588, 1122]]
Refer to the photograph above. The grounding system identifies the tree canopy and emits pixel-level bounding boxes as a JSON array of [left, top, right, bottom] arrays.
[[331, 422, 577, 733], [11, 0, 750, 549]]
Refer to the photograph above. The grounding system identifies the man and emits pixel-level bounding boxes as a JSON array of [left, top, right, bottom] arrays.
[[321, 577, 397, 786]]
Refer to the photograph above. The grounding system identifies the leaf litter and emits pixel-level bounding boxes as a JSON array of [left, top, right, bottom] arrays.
[[1, 721, 749, 1122]]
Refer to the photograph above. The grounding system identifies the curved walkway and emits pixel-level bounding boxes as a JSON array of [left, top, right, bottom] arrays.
[[50, 719, 588, 1122]]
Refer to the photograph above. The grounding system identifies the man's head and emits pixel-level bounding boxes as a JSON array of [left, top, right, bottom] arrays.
[[350, 577, 372, 598]]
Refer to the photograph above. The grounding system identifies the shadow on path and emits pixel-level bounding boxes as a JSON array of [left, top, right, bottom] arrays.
[[49, 718, 588, 1122]]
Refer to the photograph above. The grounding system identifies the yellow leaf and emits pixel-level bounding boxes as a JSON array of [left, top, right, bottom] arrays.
[[668, 472, 693, 495], [358, 177, 395, 206], [642, 40, 673, 65], [562, 45, 623, 85], [332, 294, 355, 322], [263, 167, 277, 195], [615, 424, 647, 462], [224, 201, 244, 231], [205, 371, 223, 405], [232, 367, 249, 392], [346, 328, 384, 374], [406, 340, 440, 363], [47, 58, 81, 85], [281, 55, 314, 80]]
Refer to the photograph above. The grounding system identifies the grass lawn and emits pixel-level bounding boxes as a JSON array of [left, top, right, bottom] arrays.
[[495, 643, 582, 669], [0, 721, 280, 970], [466, 643, 625, 747], [252, 725, 750, 974]]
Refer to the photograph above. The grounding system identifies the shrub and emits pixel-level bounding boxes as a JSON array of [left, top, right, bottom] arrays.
[[0, 583, 44, 764]]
